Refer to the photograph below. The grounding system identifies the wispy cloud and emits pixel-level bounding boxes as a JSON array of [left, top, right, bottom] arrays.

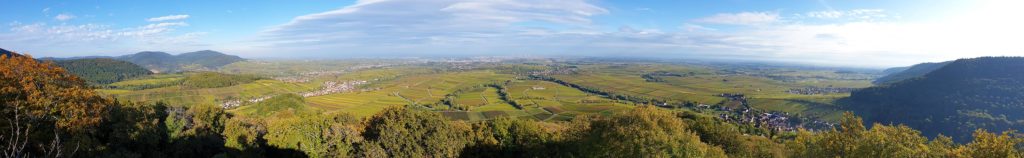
[[255, 0, 607, 48], [147, 14, 190, 22], [694, 12, 779, 25], [2, 17, 205, 56], [242, 3, 1022, 68], [55, 13, 75, 21], [800, 9, 888, 21], [681, 23, 715, 32]]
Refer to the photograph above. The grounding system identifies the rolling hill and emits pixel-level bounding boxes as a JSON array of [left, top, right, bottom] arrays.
[[116, 50, 245, 73], [31, 50, 245, 73], [873, 61, 949, 85], [52, 58, 153, 84], [116, 51, 177, 72], [849, 57, 1024, 142]]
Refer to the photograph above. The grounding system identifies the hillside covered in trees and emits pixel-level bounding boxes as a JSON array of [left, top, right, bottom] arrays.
[[874, 61, 950, 85], [116, 50, 246, 73], [5, 52, 1024, 157], [52, 58, 153, 84], [850, 57, 1024, 142], [181, 72, 264, 88]]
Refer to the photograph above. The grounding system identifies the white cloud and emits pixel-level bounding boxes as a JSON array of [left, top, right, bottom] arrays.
[[247, 2, 938, 67], [55, 13, 75, 21], [256, 0, 607, 48], [142, 22, 189, 29], [802, 9, 887, 20], [1, 20, 205, 56], [694, 12, 779, 25], [11, 0, 1009, 68], [681, 23, 715, 32], [146, 14, 190, 22]]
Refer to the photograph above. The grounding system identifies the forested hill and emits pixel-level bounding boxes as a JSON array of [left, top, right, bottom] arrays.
[[850, 57, 1024, 142], [116, 50, 245, 73], [116, 51, 175, 72], [52, 58, 152, 84], [873, 61, 950, 85], [176, 50, 246, 68]]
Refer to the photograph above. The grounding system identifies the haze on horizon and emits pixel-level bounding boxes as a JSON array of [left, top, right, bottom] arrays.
[[2, 0, 1023, 68]]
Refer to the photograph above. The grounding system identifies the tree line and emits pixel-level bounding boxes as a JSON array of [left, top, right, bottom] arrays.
[[181, 72, 265, 88]]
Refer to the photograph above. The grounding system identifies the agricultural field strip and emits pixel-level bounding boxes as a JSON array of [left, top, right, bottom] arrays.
[[306, 71, 515, 115]]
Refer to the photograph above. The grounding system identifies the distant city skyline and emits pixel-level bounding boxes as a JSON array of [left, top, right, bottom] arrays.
[[2, 0, 1022, 68]]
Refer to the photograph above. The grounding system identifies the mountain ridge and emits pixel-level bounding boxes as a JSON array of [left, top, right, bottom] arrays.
[[32, 50, 245, 73], [873, 61, 950, 85], [850, 56, 1024, 142]]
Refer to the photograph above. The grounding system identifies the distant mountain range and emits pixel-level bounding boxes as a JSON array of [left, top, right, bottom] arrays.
[[873, 61, 950, 85], [850, 57, 1024, 142], [41, 50, 246, 73]]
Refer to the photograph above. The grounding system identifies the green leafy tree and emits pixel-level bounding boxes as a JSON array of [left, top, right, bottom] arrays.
[[360, 106, 469, 158], [165, 104, 227, 157], [579, 106, 727, 158], [953, 129, 1022, 157]]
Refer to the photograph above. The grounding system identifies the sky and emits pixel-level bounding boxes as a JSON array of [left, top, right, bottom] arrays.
[[1, 0, 1022, 68]]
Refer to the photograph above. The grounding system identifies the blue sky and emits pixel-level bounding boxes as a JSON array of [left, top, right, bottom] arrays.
[[1, 0, 1021, 68]]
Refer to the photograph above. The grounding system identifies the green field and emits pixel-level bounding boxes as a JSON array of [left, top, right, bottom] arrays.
[[103, 79, 320, 107], [454, 87, 518, 111], [506, 80, 632, 120], [546, 64, 874, 121], [100, 59, 872, 122], [306, 70, 514, 118], [106, 74, 185, 90]]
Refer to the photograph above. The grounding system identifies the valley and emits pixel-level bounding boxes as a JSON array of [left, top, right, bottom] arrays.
[[98, 57, 875, 130]]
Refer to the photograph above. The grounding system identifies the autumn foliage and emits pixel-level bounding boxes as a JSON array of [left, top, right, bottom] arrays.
[[1, 53, 110, 157]]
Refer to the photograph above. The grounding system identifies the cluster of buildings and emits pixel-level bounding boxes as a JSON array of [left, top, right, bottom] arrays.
[[726, 111, 797, 131], [683, 92, 835, 132], [274, 76, 310, 83], [528, 67, 577, 76], [436, 57, 505, 63], [300, 80, 368, 97], [220, 80, 369, 109], [221, 100, 242, 109], [786, 87, 858, 95], [220, 96, 272, 109]]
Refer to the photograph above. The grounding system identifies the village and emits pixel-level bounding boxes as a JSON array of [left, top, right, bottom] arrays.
[[220, 80, 369, 109], [786, 86, 858, 95], [300, 80, 368, 97], [688, 93, 836, 132]]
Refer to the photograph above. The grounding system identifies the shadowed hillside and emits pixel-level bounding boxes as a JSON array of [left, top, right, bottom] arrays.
[[851, 57, 1024, 142], [874, 61, 950, 85]]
